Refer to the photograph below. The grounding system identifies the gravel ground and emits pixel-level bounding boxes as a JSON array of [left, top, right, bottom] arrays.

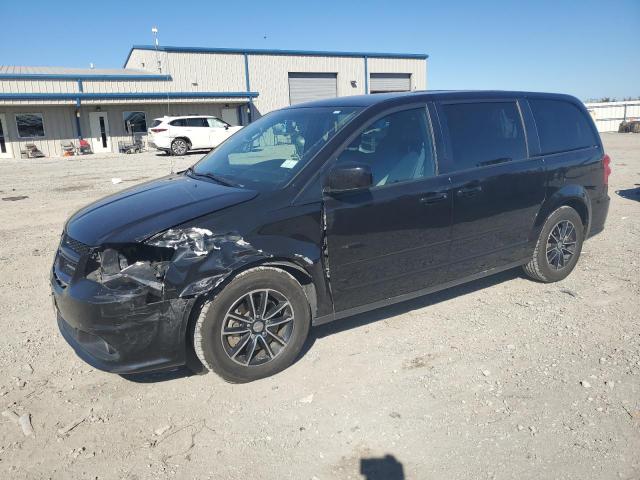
[[0, 135, 639, 480]]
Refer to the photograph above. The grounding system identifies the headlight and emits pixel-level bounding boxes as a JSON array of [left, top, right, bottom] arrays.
[[145, 227, 218, 256]]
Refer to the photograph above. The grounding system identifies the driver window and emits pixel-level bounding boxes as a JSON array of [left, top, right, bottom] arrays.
[[207, 117, 228, 128], [336, 108, 436, 187]]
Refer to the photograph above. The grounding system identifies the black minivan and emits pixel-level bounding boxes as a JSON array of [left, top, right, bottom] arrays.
[[51, 91, 610, 382]]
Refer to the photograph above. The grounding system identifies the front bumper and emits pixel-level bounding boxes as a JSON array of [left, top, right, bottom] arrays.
[[51, 273, 195, 374]]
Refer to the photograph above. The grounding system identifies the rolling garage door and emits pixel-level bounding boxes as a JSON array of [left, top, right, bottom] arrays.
[[288, 73, 338, 105], [369, 73, 411, 93]]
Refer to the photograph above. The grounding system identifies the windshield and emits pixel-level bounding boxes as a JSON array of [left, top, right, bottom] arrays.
[[192, 107, 361, 190]]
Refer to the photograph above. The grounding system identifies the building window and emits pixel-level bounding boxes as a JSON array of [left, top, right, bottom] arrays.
[[16, 113, 45, 138], [123, 111, 147, 134]]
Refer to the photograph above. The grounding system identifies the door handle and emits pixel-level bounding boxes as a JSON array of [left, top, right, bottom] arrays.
[[456, 185, 482, 197], [419, 192, 448, 204]]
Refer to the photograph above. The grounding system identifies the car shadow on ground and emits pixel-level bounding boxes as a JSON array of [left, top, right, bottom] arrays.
[[154, 150, 210, 158], [304, 267, 521, 348], [616, 185, 640, 202], [122, 267, 522, 384], [360, 454, 405, 480]]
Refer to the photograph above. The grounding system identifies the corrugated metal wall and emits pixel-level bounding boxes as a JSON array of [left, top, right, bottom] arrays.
[[126, 49, 247, 92], [584, 101, 640, 132], [126, 50, 428, 116], [368, 57, 427, 92], [0, 103, 227, 158], [0, 106, 77, 158]]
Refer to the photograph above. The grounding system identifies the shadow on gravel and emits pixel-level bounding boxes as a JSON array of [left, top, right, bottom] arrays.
[[616, 186, 640, 202], [120, 366, 194, 383], [154, 150, 210, 158], [306, 267, 521, 347], [360, 454, 405, 480]]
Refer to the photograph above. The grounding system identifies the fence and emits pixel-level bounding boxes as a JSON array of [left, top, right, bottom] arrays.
[[584, 100, 640, 132]]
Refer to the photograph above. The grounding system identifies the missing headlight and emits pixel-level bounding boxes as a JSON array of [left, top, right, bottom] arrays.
[[86, 247, 171, 292]]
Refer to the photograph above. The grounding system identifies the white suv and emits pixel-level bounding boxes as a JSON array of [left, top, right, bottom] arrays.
[[148, 115, 243, 155]]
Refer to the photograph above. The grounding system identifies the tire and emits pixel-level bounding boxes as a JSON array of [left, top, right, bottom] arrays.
[[193, 267, 311, 383], [523, 206, 584, 282], [171, 138, 189, 156]]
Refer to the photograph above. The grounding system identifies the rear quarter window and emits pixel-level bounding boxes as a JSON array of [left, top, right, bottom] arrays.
[[529, 99, 598, 155]]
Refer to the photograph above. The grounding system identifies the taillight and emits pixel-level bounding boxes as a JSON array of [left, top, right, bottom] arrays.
[[150, 128, 167, 133], [602, 154, 611, 185]]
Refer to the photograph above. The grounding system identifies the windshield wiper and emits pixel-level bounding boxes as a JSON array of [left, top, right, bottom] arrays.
[[186, 167, 241, 188]]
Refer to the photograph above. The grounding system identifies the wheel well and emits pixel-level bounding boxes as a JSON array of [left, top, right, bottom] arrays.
[[561, 199, 589, 231], [182, 262, 318, 370], [266, 262, 318, 318], [172, 137, 191, 148]]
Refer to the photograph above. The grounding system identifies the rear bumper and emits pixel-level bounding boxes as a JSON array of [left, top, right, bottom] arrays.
[[51, 274, 195, 374], [149, 136, 171, 150], [588, 194, 610, 238]]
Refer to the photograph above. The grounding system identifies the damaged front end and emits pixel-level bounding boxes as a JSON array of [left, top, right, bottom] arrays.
[[51, 228, 269, 374]]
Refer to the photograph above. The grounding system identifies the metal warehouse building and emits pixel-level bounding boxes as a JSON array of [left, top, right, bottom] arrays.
[[0, 46, 427, 159]]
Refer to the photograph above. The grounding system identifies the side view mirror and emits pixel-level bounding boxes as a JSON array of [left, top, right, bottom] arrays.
[[224, 125, 229, 130], [324, 162, 372, 193]]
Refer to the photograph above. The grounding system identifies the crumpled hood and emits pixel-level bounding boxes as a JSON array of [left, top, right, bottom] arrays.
[[65, 174, 257, 245]]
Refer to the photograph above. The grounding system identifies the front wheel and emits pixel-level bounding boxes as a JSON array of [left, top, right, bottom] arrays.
[[171, 138, 189, 156], [523, 206, 584, 282], [193, 267, 311, 383]]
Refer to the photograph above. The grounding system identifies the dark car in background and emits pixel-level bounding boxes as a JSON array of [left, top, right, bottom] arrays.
[[51, 90, 610, 382]]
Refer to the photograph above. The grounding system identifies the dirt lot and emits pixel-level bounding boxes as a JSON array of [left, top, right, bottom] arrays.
[[0, 135, 639, 480]]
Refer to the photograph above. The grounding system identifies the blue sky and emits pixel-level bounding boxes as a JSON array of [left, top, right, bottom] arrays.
[[0, 0, 638, 100]]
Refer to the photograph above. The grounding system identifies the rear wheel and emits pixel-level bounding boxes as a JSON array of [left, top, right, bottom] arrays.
[[523, 206, 584, 282], [193, 267, 311, 383], [171, 138, 189, 156]]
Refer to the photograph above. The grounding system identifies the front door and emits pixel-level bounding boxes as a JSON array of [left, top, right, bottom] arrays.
[[206, 117, 231, 148], [0, 114, 13, 158], [89, 112, 111, 153], [437, 99, 546, 280], [324, 106, 452, 313]]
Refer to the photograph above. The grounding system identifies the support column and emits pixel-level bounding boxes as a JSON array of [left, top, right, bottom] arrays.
[[364, 56, 369, 94], [75, 80, 83, 139], [244, 52, 253, 123]]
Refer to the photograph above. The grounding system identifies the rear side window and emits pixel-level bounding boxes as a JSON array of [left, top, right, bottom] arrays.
[[170, 118, 186, 127], [185, 117, 208, 127], [441, 101, 527, 172], [529, 99, 597, 155]]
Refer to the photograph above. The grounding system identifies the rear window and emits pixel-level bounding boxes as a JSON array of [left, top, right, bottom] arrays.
[[529, 99, 598, 155], [441, 101, 527, 172], [151, 119, 163, 128]]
